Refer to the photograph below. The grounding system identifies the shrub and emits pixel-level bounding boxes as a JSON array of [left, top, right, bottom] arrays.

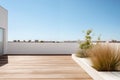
[[111, 40, 117, 43], [80, 29, 93, 49], [23, 40, 26, 42], [13, 40, 17, 42], [77, 29, 93, 57], [76, 49, 90, 58], [89, 44, 120, 71], [28, 40, 31, 42], [35, 40, 39, 42], [76, 49, 86, 58], [40, 40, 44, 43], [18, 40, 20, 42]]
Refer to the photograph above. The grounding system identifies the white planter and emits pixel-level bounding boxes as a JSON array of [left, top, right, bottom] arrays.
[[72, 54, 120, 80]]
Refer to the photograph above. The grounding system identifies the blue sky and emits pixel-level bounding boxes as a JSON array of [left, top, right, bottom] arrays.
[[0, 0, 120, 41]]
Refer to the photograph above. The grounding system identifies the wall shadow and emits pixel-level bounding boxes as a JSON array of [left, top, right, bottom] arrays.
[[0, 54, 8, 66]]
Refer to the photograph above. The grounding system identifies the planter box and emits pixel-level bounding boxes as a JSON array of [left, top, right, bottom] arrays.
[[72, 54, 120, 80]]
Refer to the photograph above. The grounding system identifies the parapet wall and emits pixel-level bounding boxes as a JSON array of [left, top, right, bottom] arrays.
[[6, 42, 79, 54]]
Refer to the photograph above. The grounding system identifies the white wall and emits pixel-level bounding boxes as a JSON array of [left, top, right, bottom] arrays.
[[6, 43, 79, 54], [0, 6, 8, 54], [0, 6, 8, 29], [6, 42, 120, 55]]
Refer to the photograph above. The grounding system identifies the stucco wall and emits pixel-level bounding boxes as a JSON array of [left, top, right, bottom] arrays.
[[0, 6, 8, 54], [0, 6, 8, 29], [6, 42, 79, 54], [6, 42, 120, 54]]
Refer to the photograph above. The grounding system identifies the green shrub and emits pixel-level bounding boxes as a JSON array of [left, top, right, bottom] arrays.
[[40, 40, 44, 43], [80, 29, 92, 49], [77, 29, 93, 58], [76, 49, 87, 58], [76, 49, 91, 58], [89, 44, 120, 71]]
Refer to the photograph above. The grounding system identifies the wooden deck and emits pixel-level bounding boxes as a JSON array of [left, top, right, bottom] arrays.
[[0, 55, 93, 80]]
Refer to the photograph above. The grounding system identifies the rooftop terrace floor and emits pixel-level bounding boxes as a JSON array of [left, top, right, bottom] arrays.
[[0, 54, 93, 80]]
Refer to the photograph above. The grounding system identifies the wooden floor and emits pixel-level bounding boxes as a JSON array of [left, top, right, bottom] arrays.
[[0, 55, 93, 80]]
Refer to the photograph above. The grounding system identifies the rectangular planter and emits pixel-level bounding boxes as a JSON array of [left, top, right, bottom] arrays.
[[72, 54, 120, 80]]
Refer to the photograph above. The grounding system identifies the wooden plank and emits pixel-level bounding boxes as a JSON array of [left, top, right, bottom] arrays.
[[0, 78, 93, 80], [0, 55, 93, 80], [0, 74, 91, 78]]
